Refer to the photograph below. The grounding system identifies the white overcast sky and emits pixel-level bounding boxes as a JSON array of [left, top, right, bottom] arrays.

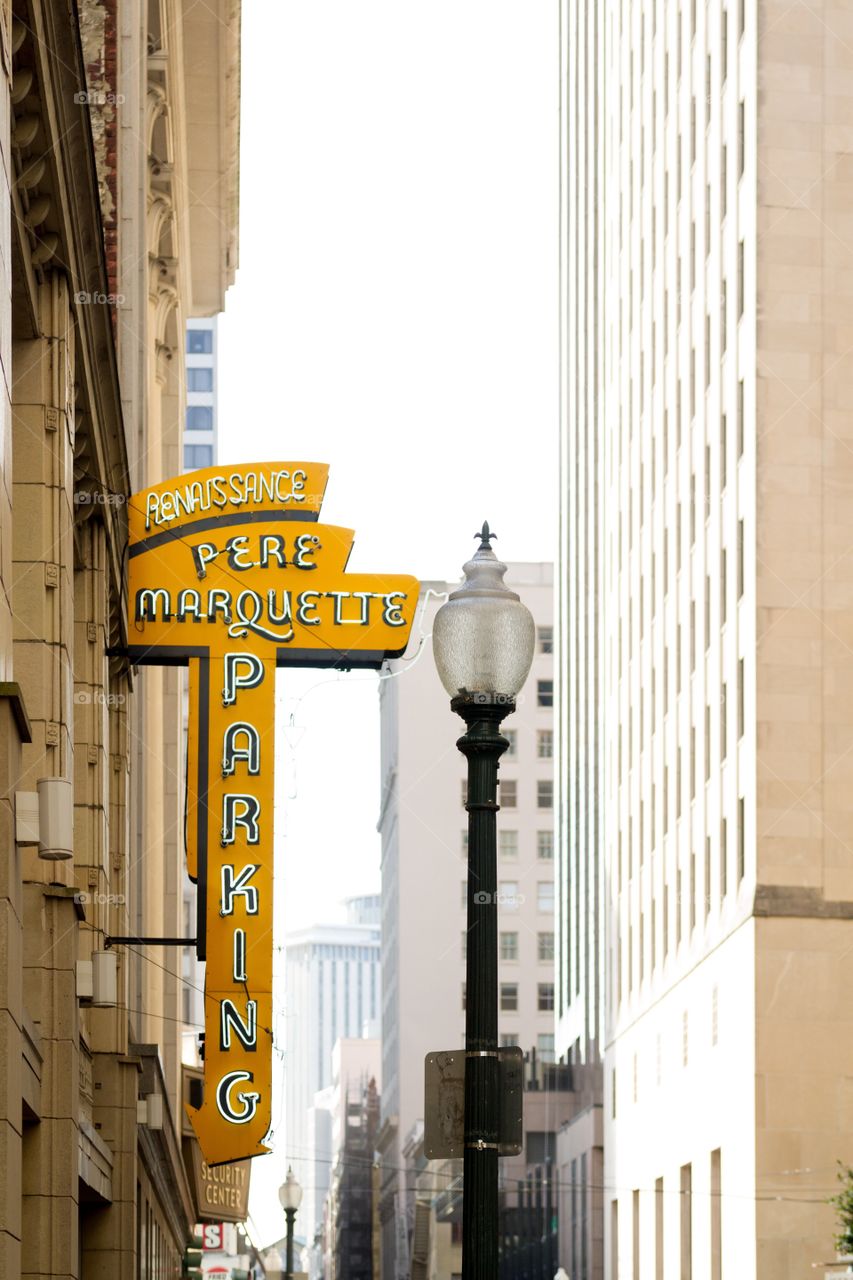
[[216, 0, 558, 1242]]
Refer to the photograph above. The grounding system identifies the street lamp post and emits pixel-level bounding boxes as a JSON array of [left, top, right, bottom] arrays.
[[278, 1167, 303, 1278], [433, 524, 535, 1279]]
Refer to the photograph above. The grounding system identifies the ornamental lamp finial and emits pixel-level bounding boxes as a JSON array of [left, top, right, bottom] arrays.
[[475, 521, 496, 550]]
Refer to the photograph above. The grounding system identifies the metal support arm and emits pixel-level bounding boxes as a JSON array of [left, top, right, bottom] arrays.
[[104, 935, 197, 948]]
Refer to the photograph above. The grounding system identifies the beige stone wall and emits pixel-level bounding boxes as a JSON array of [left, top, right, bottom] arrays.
[[755, 0, 853, 899], [0, 0, 12, 684], [0, 2, 19, 1274], [755, 1, 853, 1273], [755, 918, 853, 1275], [134, 345, 185, 1124], [14, 275, 82, 1280], [0, 697, 23, 1280], [0, 0, 239, 1275]]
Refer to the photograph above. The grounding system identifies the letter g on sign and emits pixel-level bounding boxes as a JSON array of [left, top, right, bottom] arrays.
[[215, 1070, 260, 1124]]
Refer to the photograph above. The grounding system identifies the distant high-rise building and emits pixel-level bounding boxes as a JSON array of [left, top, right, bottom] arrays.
[[320, 1038, 382, 1280], [184, 316, 218, 469], [285, 898, 382, 1273], [377, 566, 555, 1279], [180, 315, 221, 1068], [559, 2, 853, 1276]]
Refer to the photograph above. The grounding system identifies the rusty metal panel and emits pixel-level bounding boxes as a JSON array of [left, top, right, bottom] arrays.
[[424, 1047, 523, 1159]]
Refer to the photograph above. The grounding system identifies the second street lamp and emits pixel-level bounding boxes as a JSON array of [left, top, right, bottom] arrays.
[[432, 523, 535, 1279], [278, 1167, 303, 1278]]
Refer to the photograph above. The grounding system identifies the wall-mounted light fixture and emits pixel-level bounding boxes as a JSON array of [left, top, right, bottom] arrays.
[[15, 778, 73, 860]]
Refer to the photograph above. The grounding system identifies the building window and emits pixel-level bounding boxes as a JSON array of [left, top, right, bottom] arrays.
[[187, 327, 213, 354], [537, 1033, 555, 1063], [500, 932, 518, 961], [738, 797, 745, 880], [537, 779, 553, 809], [538, 983, 555, 1012], [537, 881, 554, 913], [187, 366, 213, 392], [738, 99, 745, 177], [500, 983, 518, 1012], [500, 779, 517, 808], [738, 240, 745, 317], [537, 729, 553, 759], [738, 519, 745, 598], [461, 881, 467, 909], [633, 1188, 640, 1280], [461, 779, 468, 807], [526, 1131, 556, 1164], [461, 830, 468, 858], [706, 1152, 712, 1280], [183, 443, 213, 469], [504, 729, 517, 757], [705, 836, 712, 919], [538, 931, 555, 961], [500, 881, 520, 911], [655, 1177, 664, 1280], [537, 679, 553, 707], [500, 1033, 519, 1048], [538, 625, 553, 654], [186, 405, 213, 431], [462, 931, 467, 960], [499, 829, 518, 859], [737, 378, 745, 457], [738, 658, 744, 737], [680, 1164, 693, 1279], [537, 830, 554, 860], [572, 1157, 579, 1276], [462, 984, 466, 1010]]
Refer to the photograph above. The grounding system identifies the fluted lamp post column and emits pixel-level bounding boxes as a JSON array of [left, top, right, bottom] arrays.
[[278, 1167, 303, 1278], [432, 524, 536, 1279]]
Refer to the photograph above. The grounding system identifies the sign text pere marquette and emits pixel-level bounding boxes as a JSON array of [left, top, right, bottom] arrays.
[[127, 462, 418, 1165]]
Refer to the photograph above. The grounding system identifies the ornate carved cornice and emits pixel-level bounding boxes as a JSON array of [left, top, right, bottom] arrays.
[[12, 0, 130, 648]]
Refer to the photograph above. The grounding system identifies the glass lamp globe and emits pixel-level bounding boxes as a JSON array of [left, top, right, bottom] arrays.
[[433, 523, 536, 699], [279, 1166, 303, 1213]]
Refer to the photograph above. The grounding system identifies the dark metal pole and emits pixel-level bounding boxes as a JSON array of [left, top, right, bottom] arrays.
[[453, 692, 513, 1280], [285, 1207, 295, 1276]]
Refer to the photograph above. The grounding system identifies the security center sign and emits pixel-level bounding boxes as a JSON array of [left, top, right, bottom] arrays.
[[127, 462, 418, 1165]]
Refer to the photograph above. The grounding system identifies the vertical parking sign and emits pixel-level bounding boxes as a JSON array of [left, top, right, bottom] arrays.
[[127, 462, 418, 1163]]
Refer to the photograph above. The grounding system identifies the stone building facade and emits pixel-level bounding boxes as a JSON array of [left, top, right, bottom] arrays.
[[559, 0, 853, 1276], [0, 2, 239, 1277]]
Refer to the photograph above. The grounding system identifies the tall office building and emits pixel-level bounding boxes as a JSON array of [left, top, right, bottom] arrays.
[[378, 566, 555, 1278], [184, 316, 219, 468], [560, 2, 853, 1276], [180, 315, 221, 1067], [285, 896, 382, 1271]]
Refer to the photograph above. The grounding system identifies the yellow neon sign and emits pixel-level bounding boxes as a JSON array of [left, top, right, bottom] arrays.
[[127, 462, 418, 1165]]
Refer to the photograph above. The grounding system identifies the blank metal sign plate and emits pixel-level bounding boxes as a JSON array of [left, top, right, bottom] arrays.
[[424, 1046, 523, 1160]]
